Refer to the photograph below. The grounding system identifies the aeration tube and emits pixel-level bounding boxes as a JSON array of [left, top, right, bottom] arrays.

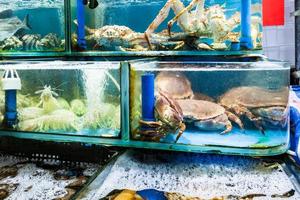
[[240, 0, 253, 49], [4, 90, 17, 128], [141, 74, 155, 121], [76, 0, 87, 49], [2, 69, 21, 128]]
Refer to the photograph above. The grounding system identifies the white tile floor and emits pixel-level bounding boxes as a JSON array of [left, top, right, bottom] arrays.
[[263, 0, 296, 65]]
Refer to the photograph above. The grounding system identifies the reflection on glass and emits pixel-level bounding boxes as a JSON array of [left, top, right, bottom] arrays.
[[0, 61, 120, 138], [71, 0, 262, 52], [0, 0, 65, 52], [130, 61, 289, 150]]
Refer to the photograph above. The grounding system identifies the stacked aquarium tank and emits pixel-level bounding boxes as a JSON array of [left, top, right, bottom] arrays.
[[0, 0, 292, 157], [0, 0, 65, 54], [129, 61, 290, 155], [70, 0, 262, 54], [0, 61, 121, 138]]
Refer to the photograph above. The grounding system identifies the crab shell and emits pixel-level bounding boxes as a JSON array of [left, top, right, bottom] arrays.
[[219, 86, 288, 126], [193, 92, 215, 102], [87, 25, 135, 39], [219, 87, 288, 108], [85, 25, 147, 50], [155, 71, 194, 99], [177, 99, 229, 131]]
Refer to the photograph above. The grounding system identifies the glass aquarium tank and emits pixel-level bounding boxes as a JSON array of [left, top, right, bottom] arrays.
[[0, 0, 65, 53], [0, 61, 121, 138], [130, 61, 290, 155], [71, 0, 262, 54]]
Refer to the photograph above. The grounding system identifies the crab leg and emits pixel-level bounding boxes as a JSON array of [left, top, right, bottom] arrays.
[[232, 105, 265, 134], [251, 119, 265, 135], [226, 111, 244, 130], [167, 0, 205, 35], [138, 129, 166, 142], [220, 121, 232, 135], [138, 129, 163, 137], [139, 120, 162, 128], [175, 122, 186, 143], [139, 120, 168, 138], [138, 120, 165, 139], [145, 0, 187, 49], [226, 12, 241, 31]]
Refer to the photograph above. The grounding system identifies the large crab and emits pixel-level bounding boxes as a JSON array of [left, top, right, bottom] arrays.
[[219, 86, 289, 132], [155, 71, 216, 101], [73, 20, 185, 51], [138, 71, 236, 142], [155, 71, 194, 99], [154, 71, 244, 134], [144, 0, 240, 50], [139, 91, 186, 143], [177, 99, 243, 134], [73, 20, 145, 51]]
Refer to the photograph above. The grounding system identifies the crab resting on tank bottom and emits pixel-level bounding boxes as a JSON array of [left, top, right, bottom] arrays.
[[72, 21, 187, 51], [138, 72, 289, 141], [139, 92, 186, 142], [72, 15, 246, 52], [219, 86, 289, 131], [177, 99, 243, 134], [74, 22, 148, 51]]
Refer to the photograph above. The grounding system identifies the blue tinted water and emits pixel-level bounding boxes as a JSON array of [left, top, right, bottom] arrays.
[[184, 69, 289, 99], [93, 0, 262, 33], [14, 8, 64, 37], [131, 62, 289, 151], [164, 127, 288, 148], [1, 64, 121, 138]]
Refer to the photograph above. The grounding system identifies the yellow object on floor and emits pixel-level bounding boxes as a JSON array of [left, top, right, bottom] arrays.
[[114, 189, 143, 200]]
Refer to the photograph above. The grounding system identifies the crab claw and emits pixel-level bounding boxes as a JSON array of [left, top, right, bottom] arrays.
[[252, 117, 265, 135], [144, 32, 154, 50], [175, 122, 186, 143], [226, 111, 244, 130], [220, 121, 232, 135], [139, 120, 162, 128]]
